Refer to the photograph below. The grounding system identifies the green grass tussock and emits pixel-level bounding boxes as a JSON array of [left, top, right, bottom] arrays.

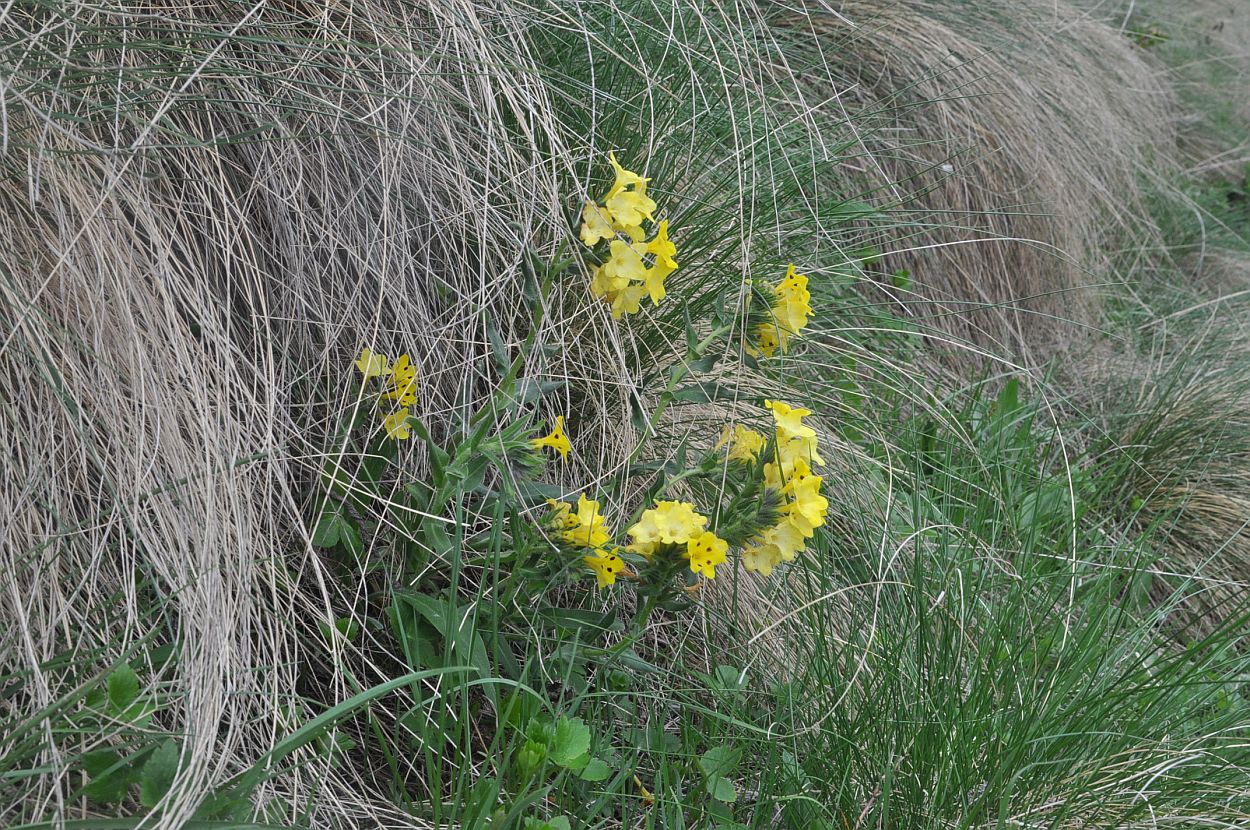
[[2, 1, 1249, 829]]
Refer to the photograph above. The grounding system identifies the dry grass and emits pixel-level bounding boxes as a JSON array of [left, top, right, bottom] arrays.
[[780, 0, 1180, 365]]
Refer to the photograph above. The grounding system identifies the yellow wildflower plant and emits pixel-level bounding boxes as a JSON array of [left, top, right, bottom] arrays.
[[383, 353, 419, 407], [585, 547, 630, 588], [685, 530, 729, 579], [531, 415, 572, 462], [766, 399, 825, 471], [740, 539, 782, 576], [578, 153, 678, 318], [579, 202, 616, 246], [751, 264, 813, 357], [354, 347, 390, 379], [561, 493, 612, 549], [645, 220, 678, 270], [545, 496, 611, 547], [717, 424, 767, 463], [382, 408, 412, 441]]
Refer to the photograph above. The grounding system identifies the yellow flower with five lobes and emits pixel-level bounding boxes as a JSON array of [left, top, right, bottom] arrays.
[[718, 424, 767, 463], [580, 201, 616, 247], [604, 153, 656, 235], [782, 460, 828, 536], [564, 493, 612, 549], [645, 220, 678, 270], [685, 530, 729, 579], [354, 348, 389, 378], [607, 152, 649, 197], [627, 501, 709, 556], [584, 547, 630, 588], [531, 415, 572, 462], [741, 539, 783, 576], [766, 399, 825, 469], [382, 407, 412, 440]]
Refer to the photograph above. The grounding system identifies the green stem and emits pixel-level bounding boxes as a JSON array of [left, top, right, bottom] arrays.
[[626, 323, 733, 468]]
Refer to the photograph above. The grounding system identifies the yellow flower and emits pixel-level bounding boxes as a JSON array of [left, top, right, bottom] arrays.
[[354, 348, 389, 379], [602, 239, 649, 283], [717, 424, 766, 463], [610, 285, 647, 320], [752, 323, 780, 358], [382, 407, 411, 440], [751, 265, 813, 357], [783, 461, 827, 536], [642, 260, 674, 306], [531, 415, 571, 462], [742, 516, 807, 577], [585, 547, 628, 588], [645, 220, 678, 270], [628, 501, 709, 548], [383, 353, 419, 406], [563, 493, 612, 549], [607, 152, 649, 197], [741, 540, 783, 576], [685, 531, 728, 579], [546, 498, 580, 531], [580, 201, 616, 247], [603, 154, 656, 235], [605, 189, 657, 232], [589, 264, 629, 299], [775, 263, 808, 301], [766, 399, 824, 469], [766, 516, 809, 560]]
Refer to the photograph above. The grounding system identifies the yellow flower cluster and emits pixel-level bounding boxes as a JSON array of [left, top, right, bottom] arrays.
[[580, 154, 679, 320], [627, 501, 729, 579], [717, 424, 767, 463], [740, 400, 829, 576], [753, 264, 814, 358], [547, 494, 628, 587], [531, 415, 571, 462], [354, 348, 419, 440]]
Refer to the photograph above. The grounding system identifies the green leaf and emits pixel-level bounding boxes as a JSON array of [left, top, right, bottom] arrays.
[[699, 745, 742, 778], [711, 665, 747, 692], [707, 774, 737, 803], [139, 739, 180, 808], [337, 516, 363, 557], [81, 749, 137, 805], [688, 353, 718, 373], [549, 716, 591, 767], [311, 507, 343, 548], [106, 666, 140, 711], [578, 757, 612, 782]]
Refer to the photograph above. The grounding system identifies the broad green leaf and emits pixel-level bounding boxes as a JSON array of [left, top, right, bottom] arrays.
[[106, 666, 140, 711], [81, 749, 137, 805], [707, 774, 737, 803], [139, 739, 180, 808], [311, 508, 343, 548], [578, 757, 612, 782], [549, 716, 590, 767], [699, 745, 742, 778]]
